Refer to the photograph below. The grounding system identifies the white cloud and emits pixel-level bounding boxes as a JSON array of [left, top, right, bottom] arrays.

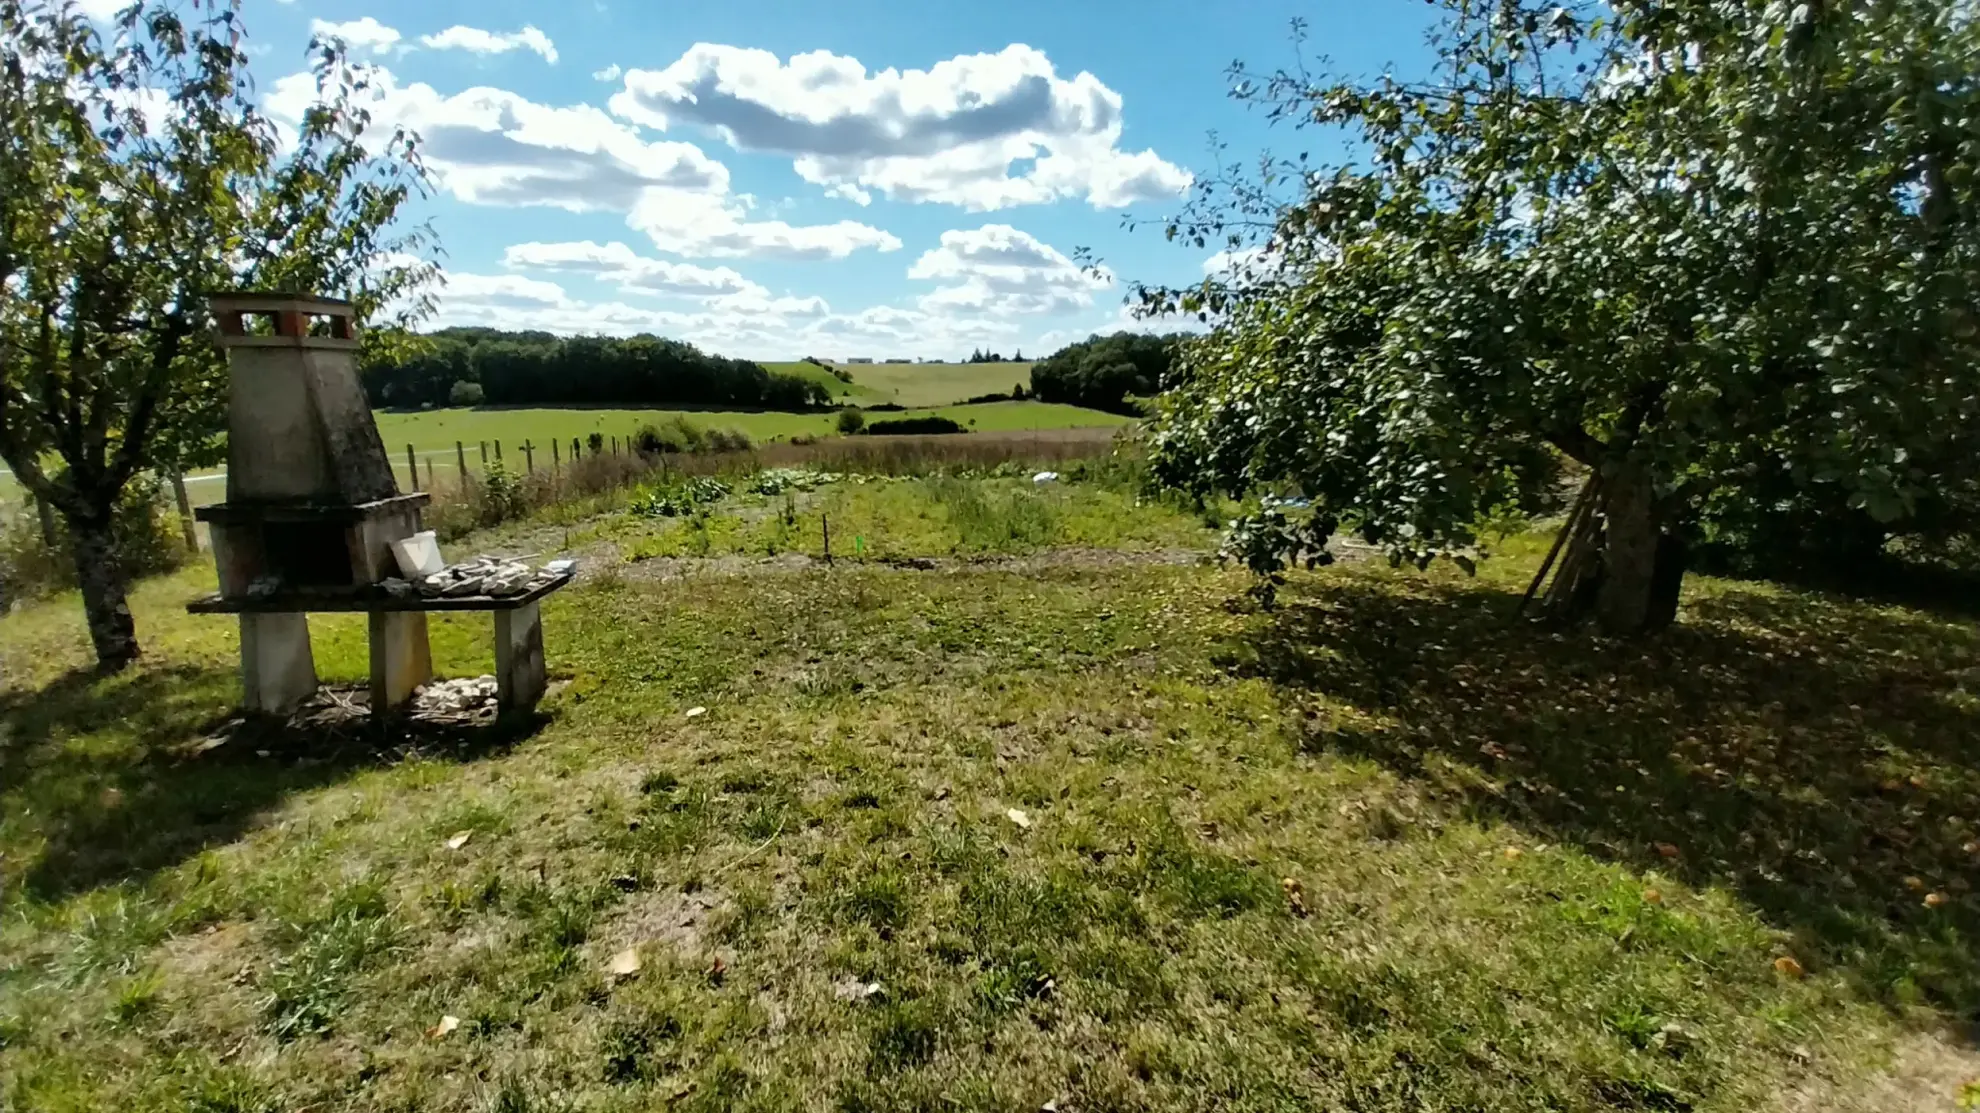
[[310, 17, 402, 55], [907, 224, 1105, 316], [440, 271, 573, 311], [610, 43, 1191, 211], [629, 189, 901, 260], [265, 68, 727, 212], [593, 64, 623, 82], [422, 25, 559, 64], [265, 65, 900, 261], [429, 265, 1050, 361], [502, 240, 765, 298]]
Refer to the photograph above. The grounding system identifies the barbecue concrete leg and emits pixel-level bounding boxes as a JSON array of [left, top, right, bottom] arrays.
[[241, 612, 316, 714], [369, 611, 433, 712], [494, 602, 546, 711]]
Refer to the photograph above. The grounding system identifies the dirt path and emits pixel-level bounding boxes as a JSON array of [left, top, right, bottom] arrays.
[[1775, 1029, 1977, 1112]]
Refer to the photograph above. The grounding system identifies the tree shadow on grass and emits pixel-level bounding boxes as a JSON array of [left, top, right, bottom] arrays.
[[0, 663, 546, 902], [1228, 573, 1980, 1024]]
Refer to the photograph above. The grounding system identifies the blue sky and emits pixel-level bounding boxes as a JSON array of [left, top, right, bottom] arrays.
[[123, 0, 1438, 359]]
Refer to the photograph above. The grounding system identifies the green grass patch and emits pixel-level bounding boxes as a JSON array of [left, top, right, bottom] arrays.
[[765, 360, 1034, 408], [0, 489, 1972, 1110], [612, 473, 1215, 563], [370, 401, 1118, 461]]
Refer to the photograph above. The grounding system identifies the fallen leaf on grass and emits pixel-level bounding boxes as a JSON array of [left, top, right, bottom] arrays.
[[1924, 892, 1948, 908], [426, 1015, 460, 1039], [1005, 808, 1032, 829], [1281, 877, 1309, 918], [1654, 842, 1680, 859], [684, 706, 707, 719], [834, 978, 885, 1002], [709, 955, 727, 985], [1903, 875, 1926, 892], [607, 947, 642, 979], [1502, 847, 1523, 861], [1773, 955, 1805, 979], [1642, 888, 1663, 904], [444, 831, 473, 851]]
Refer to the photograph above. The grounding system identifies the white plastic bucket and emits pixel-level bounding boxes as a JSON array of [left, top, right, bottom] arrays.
[[390, 530, 444, 579]]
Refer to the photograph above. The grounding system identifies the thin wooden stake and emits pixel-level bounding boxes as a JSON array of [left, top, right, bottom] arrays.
[[169, 470, 198, 551], [523, 440, 534, 473], [406, 444, 419, 490], [456, 441, 468, 480], [551, 438, 560, 473], [822, 514, 832, 565], [480, 440, 489, 465]]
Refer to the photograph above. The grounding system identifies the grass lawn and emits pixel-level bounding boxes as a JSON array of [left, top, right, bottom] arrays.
[[764, 361, 1035, 409], [598, 472, 1218, 564], [372, 401, 1124, 461], [1, 476, 1975, 1111]]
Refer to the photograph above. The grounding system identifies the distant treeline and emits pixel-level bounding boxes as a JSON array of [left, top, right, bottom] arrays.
[[1029, 331, 1187, 414], [361, 328, 832, 410]]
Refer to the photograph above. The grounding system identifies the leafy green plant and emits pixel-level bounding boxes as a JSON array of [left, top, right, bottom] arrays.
[[475, 462, 529, 527], [751, 468, 841, 496], [0, 476, 190, 605], [633, 417, 708, 456], [706, 427, 754, 453], [629, 476, 730, 518]]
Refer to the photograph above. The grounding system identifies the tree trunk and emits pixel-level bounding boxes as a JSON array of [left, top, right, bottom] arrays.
[[1596, 465, 1680, 635], [69, 513, 140, 670], [1646, 532, 1687, 630]]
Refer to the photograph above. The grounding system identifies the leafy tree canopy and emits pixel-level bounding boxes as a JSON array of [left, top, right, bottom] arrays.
[[0, 0, 439, 666], [361, 327, 829, 411], [1030, 331, 1190, 415], [1143, 0, 1980, 631]]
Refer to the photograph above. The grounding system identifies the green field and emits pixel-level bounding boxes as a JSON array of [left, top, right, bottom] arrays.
[[766, 361, 1034, 408], [372, 401, 1125, 458], [1, 469, 1970, 1110]]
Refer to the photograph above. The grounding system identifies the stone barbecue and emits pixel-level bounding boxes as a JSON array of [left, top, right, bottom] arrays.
[[187, 293, 569, 715]]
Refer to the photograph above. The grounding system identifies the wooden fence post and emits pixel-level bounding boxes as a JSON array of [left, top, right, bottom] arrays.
[[523, 440, 534, 473], [571, 437, 581, 462], [495, 440, 503, 464], [822, 514, 832, 565], [169, 471, 198, 551], [480, 440, 488, 465], [550, 439, 560, 473], [406, 444, 419, 490], [611, 435, 619, 456]]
